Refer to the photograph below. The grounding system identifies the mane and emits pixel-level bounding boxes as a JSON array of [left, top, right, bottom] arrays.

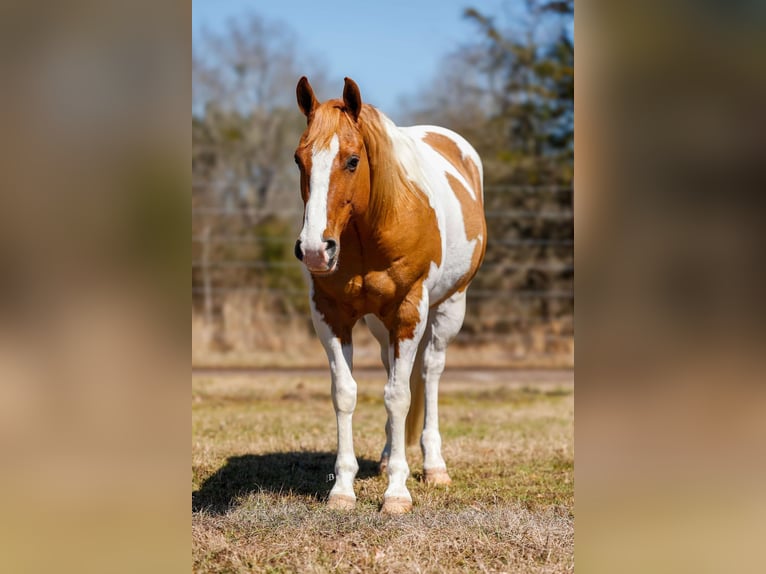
[[358, 105, 430, 224], [305, 101, 429, 224]]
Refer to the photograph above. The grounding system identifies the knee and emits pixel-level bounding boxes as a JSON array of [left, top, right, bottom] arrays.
[[332, 377, 357, 412], [384, 385, 410, 413]]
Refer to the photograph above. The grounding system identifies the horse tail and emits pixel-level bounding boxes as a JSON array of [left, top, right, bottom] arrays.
[[405, 351, 425, 447]]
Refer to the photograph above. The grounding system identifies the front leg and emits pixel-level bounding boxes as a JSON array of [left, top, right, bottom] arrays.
[[381, 283, 430, 514], [310, 288, 358, 510]]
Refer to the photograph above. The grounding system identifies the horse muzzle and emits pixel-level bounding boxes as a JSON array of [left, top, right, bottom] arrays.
[[294, 238, 338, 274]]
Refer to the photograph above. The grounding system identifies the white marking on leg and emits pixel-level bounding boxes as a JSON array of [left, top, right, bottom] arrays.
[[364, 314, 392, 469], [421, 345, 447, 472], [300, 134, 339, 252], [421, 292, 466, 477], [330, 341, 358, 501], [383, 288, 430, 508], [309, 282, 358, 504]]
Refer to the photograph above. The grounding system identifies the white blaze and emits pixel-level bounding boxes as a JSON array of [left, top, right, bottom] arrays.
[[300, 134, 339, 251]]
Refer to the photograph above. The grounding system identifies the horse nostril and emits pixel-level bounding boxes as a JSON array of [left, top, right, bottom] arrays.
[[294, 239, 304, 261], [325, 238, 338, 259]]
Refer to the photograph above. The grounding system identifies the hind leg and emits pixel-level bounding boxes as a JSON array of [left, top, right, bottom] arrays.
[[420, 291, 467, 486], [364, 314, 391, 473]]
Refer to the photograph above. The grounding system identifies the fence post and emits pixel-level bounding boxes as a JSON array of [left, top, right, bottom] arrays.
[[201, 225, 213, 325]]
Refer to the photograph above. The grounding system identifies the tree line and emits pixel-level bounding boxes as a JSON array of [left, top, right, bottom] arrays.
[[192, 1, 573, 349]]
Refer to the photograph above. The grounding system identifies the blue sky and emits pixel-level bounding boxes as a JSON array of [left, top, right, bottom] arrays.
[[192, 0, 508, 119]]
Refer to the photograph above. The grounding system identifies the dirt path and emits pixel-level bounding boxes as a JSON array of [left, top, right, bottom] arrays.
[[192, 366, 573, 385]]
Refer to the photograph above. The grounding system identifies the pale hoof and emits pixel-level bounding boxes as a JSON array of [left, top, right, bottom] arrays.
[[423, 468, 452, 486], [381, 496, 412, 515], [378, 456, 389, 475], [327, 494, 356, 510]]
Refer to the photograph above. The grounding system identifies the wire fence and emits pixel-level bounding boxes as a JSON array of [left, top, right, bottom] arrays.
[[191, 183, 574, 365], [192, 234, 573, 248]]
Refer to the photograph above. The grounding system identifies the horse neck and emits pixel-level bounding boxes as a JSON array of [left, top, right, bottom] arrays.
[[357, 106, 425, 234]]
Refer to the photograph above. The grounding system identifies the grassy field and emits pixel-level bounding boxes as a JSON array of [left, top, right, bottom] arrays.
[[192, 368, 574, 573]]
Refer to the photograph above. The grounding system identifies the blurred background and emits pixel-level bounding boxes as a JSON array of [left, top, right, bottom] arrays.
[[191, 0, 574, 368], [4, 0, 764, 571]]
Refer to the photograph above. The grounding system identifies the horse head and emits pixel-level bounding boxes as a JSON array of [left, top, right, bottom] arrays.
[[293, 76, 370, 275]]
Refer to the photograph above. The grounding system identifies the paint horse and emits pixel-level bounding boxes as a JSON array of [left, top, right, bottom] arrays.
[[293, 77, 486, 514]]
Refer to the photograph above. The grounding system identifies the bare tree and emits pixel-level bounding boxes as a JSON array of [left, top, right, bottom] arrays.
[[193, 13, 329, 215], [192, 13, 330, 329]]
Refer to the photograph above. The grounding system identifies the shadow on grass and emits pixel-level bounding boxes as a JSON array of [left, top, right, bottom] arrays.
[[193, 451, 379, 514]]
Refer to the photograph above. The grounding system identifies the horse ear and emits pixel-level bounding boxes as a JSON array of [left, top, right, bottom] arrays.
[[296, 76, 318, 120], [343, 77, 362, 122]]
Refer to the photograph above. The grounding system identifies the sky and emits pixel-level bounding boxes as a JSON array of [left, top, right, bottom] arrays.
[[192, 0, 508, 121]]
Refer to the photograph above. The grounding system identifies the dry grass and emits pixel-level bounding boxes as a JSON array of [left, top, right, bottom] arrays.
[[192, 370, 573, 573], [192, 304, 574, 369]]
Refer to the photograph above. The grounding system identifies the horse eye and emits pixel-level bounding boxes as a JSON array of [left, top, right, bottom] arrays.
[[346, 155, 359, 171]]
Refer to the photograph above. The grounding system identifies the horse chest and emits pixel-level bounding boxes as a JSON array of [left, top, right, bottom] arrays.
[[313, 267, 404, 319], [346, 270, 399, 313]]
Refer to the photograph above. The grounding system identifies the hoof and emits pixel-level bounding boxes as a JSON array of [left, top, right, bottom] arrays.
[[327, 494, 356, 511], [423, 468, 452, 486], [381, 497, 412, 515], [378, 456, 389, 475]]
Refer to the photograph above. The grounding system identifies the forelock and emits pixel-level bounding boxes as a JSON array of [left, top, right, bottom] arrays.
[[306, 100, 357, 149]]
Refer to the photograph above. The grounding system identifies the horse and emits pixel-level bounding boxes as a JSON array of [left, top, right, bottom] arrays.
[[293, 76, 486, 514]]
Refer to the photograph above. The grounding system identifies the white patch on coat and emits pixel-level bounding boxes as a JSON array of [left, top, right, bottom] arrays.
[[382, 118, 483, 304], [405, 124, 484, 200]]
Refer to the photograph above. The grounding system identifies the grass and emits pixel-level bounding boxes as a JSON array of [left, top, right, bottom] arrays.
[[192, 370, 573, 573]]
